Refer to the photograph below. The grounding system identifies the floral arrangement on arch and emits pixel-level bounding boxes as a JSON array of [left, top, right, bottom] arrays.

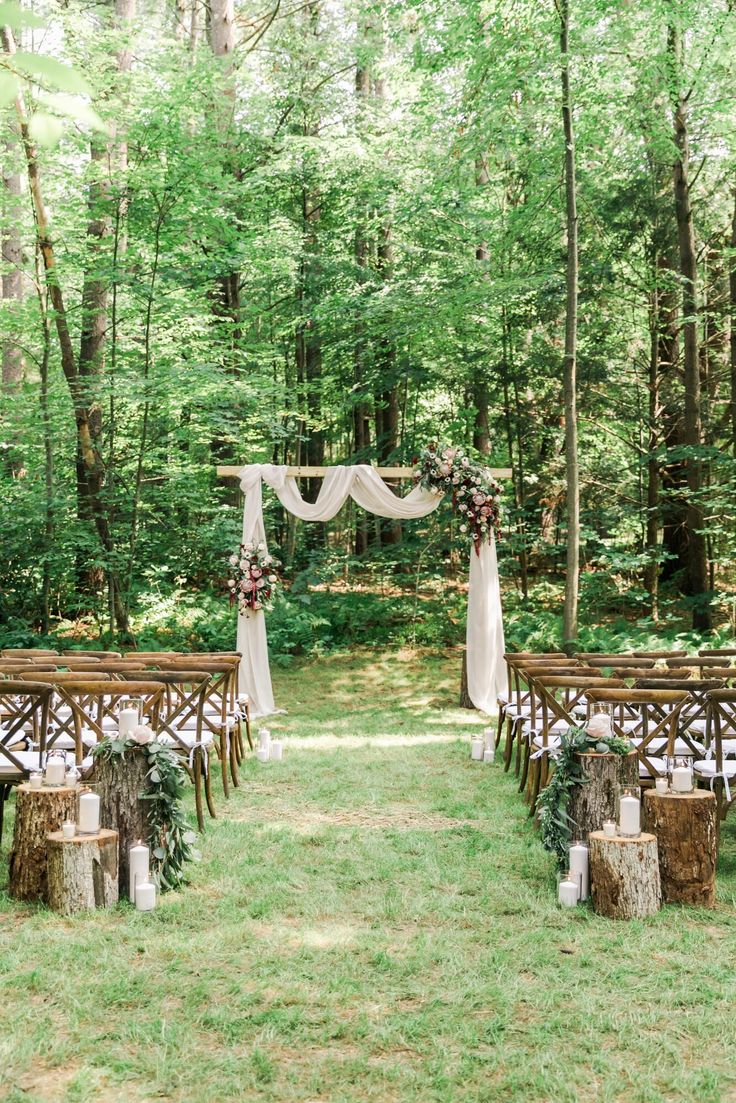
[[227, 542, 279, 614], [414, 442, 502, 550]]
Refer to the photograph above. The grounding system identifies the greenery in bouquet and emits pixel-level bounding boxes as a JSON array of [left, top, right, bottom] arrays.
[[414, 442, 502, 550], [227, 542, 280, 613]]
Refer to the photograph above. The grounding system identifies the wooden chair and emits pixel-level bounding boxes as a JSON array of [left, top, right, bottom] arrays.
[[0, 661, 57, 675], [61, 650, 122, 659], [500, 656, 587, 772], [1, 648, 58, 657], [666, 656, 727, 671], [585, 688, 690, 784], [583, 656, 657, 670], [635, 678, 724, 756], [0, 680, 53, 842], [629, 650, 687, 659], [612, 667, 689, 682], [699, 649, 736, 658], [694, 690, 736, 822], [120, 670, 213, 831], [17, 671, 114, 760]]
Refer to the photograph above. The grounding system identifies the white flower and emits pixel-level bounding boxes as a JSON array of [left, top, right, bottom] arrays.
[[227, 578, 236, 588], [256, 578, 265, 588], [262, 555, 272, 565], [229, 554, 238, 566], [268, 574, 277, 583], [257, 542, 265, 551], [459, 524, 467, 533], [458, 503, 467, 512], [239, 559, 248, 570], [132, 724, 154, 746]]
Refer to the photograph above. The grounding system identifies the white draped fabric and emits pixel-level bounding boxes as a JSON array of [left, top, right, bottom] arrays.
[[236, 464, 506, 717]]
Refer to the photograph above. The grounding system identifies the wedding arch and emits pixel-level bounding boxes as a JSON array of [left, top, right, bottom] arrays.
[[219, 459, 509, 718]]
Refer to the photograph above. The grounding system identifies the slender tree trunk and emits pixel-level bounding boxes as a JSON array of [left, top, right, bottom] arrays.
[[2, 147, 24, 389], [559, 0, 580, 649], [668, 23, 711, 631], [730, 192, 736, 456], [473, 153, 491, 455], [208, 0, 240, 349]]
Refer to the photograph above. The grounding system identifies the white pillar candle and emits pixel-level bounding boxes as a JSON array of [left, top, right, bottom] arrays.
[[558, 874, 580, 907], [256, 746, 269, 763], [129, 841, 150, 901], [269, 739, 283, 761], [470, 738, 484, 761], [44, 758, 66, 787], [483, 746, 495, 764], [135, 880, 156, 912], [483, 727, 494, 750], [655, 777, 669, 795], [258, 728, 271, 752], [78, 792, 100, 834], [569, 842, 590, 901], [119, 708, 139, 738], [29, 772, 42, 790], [62, 821, 76, 839], [619, 794, 641, 837], [671, 766, 693, 793], [603, 820, 617, 838]]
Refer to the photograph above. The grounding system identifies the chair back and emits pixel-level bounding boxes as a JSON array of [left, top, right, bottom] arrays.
[[699, 649, 736, 657], [586, 688, 690, 779], [119, 670, 209, 751], [1, 648, 58, 657], [705, 690, 736, 773], [0, 680, 53, 775], [61, 650, 122, 659]]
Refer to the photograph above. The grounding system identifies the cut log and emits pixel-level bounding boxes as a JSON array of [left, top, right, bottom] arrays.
[[567, 751, 639, 839], [589, 830, 661, 919], [8, 785, 79, 902], [95, 750, 150, 898], [642, 789, 717, 908], [46, 829, 119, 914], [459, 650, 474, 709]]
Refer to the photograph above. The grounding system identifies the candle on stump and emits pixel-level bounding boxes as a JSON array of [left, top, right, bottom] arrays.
[[671, 758, 694, 793], [78, 791, 100, 834], [44, 755, 66, 787], [65, 765, 80, 790], [29, 771, 42, 790], [62, 821, 76, 839], [619, 791, 641, 838], [558, 872, 580, 907], [603, 820, 616, 838], [129, 840, 150, 901], [135, 880, 156, 912], [470, 738, 484, 762], [269, 740, 283, 761], [655, 777, 669, 796], [119, 707, 139, 739], [569, 840, 590, 901]]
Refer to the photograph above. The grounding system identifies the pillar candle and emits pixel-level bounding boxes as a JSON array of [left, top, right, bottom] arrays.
[[29, 772, 42, 790], [119, 708, 139, 738], [569, 842, 590, 901], [470, 738, 484, 761], [62, 821, 76, 839], [483, 727, 494, 750], [78, 791, 100, 834], [603, 820, 616, 837], [258, 728, 271, 753], [483, 746, 495, 764], [44, 758, 66, 787], [619, 794, 640, 837], [655, 777, 669, 795], [129, 841, 150, 901], [269, 740, 283, 761], [558, 874, 580, 907], [256, 746, 269, 763], [135, 880, 156, 912], [672, 766, 693, 793]]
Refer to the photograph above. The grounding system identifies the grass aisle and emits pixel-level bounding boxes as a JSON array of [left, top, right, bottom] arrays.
[[2, 649, 736, 1103]]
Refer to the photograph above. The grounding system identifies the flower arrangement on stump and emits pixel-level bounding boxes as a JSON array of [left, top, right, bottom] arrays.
[[414, 442, 502, 551], [227, 542, 279, 614]]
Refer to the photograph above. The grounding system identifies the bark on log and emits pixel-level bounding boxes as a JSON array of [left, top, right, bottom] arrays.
[[459, 651, 473, 709], [8, 785, 79, 902], [567, 751, 639, 839], [46, 829, 119, 914], [642, 789, 717, 907], [589, 830, 661, 919], [96, 750, 149, 897]]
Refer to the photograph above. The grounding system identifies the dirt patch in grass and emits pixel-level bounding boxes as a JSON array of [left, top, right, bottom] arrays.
[[232, 800, 471, 833]]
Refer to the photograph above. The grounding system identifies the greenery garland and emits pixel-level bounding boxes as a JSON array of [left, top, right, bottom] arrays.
[[92, 735, 200, 890], [536, 727, 632, 871]]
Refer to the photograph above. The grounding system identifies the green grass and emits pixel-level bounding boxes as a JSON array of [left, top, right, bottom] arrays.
[[2, 647, 736, 1103]]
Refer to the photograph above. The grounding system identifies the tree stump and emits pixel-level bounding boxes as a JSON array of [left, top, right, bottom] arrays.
[[96, 751, 149, 898], [8, 785, 79, 902], [567, 751, 639, 839], [642, 790, 717, 908], [46, 829, 119, 914], [589, 830, 661, 919], [459, 650, 474, 709]]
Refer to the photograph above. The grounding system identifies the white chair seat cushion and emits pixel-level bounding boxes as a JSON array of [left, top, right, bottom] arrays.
[[631, 736, 706, 757], [532, 734, 561, 751], [0, 750, 43, 779], [694, 759, 736, 779], [157, 730, 214, 749], [638, 755, 667, 778]]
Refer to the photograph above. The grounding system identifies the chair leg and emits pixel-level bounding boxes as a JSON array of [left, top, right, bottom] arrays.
[[515, 725, 524, 776], [244, 711, 253, 752], [495, 706, 506, 750], [193, 751, 205, 833], [219, 731, 230, 799], [503, 719, 515, 772], [204, 753, 217, 820], [527, 758, 542, 817], [229, 727, 239, 788], [518, 739, 530, 793]]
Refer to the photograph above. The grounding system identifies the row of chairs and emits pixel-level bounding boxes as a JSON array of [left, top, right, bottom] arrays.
[[496, 649, 736, 824], [0, 649, 252, 835]]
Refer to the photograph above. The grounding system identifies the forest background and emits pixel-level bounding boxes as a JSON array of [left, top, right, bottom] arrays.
[[2, 0, 736, 661]]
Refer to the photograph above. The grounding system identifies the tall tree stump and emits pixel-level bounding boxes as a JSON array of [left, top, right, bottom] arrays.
[[589, 830, 661, 919], [96, 751, 149, 898], [8, 785, 79, 902], [567, 751, 638, 838], [642, 790, 717, 907], [459, 650, 474, 709], [46, 829, 119, 914]]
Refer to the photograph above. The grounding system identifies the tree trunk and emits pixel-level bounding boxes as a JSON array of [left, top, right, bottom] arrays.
[[566, 751, 639, 840], [46, 829, 119, 914], [589, 831, 661, 919], [559, 0, 580, 648], [642, 789, 716, 907], [1, 143, 24, 389], [473, 153, 491, 456], [96, 750, 150, 897], [8, 785, 79, 902], [668, 24, 711, 631], [730, 191, 736, 456]]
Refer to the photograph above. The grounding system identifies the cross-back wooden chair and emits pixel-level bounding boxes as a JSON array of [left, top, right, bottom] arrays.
[[37, 679, 165, 765], [585, 688, 690, 784], [500, 657, 588, 772], [154, 658, 244, 791], [694, 690, 736, 824], [522, 676, 625, 811], [0, 681, 53, 842], [16, 671, 114, 759], [0, 661, 57, 675], [120, 669, 213, 831], [635, 678, 724, 756]]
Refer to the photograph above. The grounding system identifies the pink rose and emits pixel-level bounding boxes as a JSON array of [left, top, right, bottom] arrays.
[[243, 580, 254, 592], [473, 494, 485, 505], [251, 567, 262, 578]]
